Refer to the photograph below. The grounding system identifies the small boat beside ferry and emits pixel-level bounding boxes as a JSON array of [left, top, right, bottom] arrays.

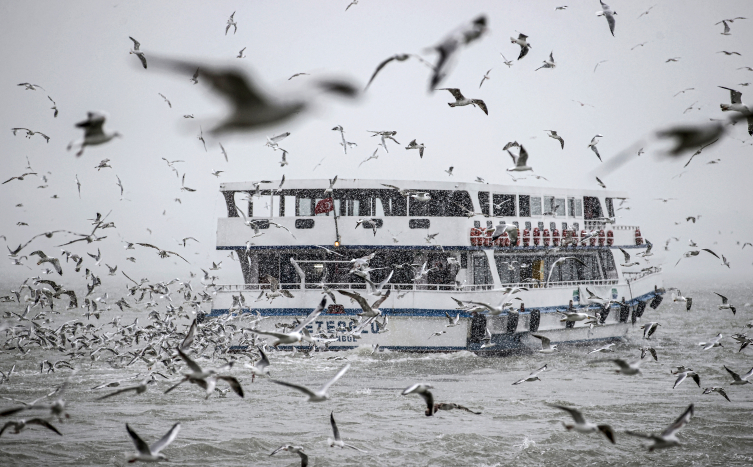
[[209, 178, 664, 353]]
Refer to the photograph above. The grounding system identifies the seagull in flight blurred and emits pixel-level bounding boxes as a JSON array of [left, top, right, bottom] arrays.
[[547, 403, 616, 444], [545, 130, 564, 149], [506, 145, 532, 172], [479, 68, 492, 88], [536, 51, 556, 71], [588, 134, 604, 161], [126, 423, 181, 462], [67, 112, 121, 157], [271, 363, 350, 402], [237, 47, 246, 58], [225, 11, 237, 35], [17, 83, 45, 91], [719, 86, 752, 135], [625, 404, 694, 451], [48, 96, 58, 117], [499, 53, 514, 67], [405, 139, 426, 158], [328, 412, 366, 451], [429, 15, 488, 90], [365, 53, 434, 90]]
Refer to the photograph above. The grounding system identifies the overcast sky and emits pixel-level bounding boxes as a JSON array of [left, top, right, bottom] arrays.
[[1, 0, 752, 289]]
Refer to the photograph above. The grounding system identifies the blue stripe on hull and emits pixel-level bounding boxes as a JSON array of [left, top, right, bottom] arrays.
[[217, 244, 649, 251]]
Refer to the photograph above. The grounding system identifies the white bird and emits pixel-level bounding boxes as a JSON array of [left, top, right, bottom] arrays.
[[718, 86, 753, 136], [243, 345, 270, 382], [499, 52, 514, 67], [715, 292, 737, 314], [364, 53, 435, 90], [219, 142, 228, 162], [698, 333, 723, 350], [437, 88, 488, 115], [510, 33, 532, 60], [673, 369, 700, 389], [535, 51, 556, 71], [67, 112, 121, 157], [48, 96, 58, 118], [269, 445, 308, 466], [641, 322, 660, 339], [328, 412, 366, 451], [545, 130, 564, 149], [129, 37, 147, 69], [338, 289, 390, 318], [0, 418, 62, 437], [588, 134, 604, 161], [368, 130, 399, 152], [596, 1, 617, 36], [189, 67, 199, 84], [595, 358, 641, 375], [724, 365, 753, 385], [358, 148, 380, 167], [271, 363, 350, 402], [512, 364, 547, 385], [165, 349, 244, 399], [479, 68, 492, 88], [401, 383, 436, 416], [618, 248, 640, 267], [531, 334, 557, 353], [625, 404, 694, 451], [279, 149, 288, 167], [17, 82, 45, 91], [249, 298, 325, 347], [332, 125, 357, 154], [547, 404, 616, 444], [225, 11, 237, 35], [720, 20, 731, 35], [237, 47, 246, 58], [506, 145, 532, 172], [428, 15, 488, 90], [405, 139, 426, 158], [266, 131, 290, 149], [445, 166, 453, 176], [702, 387, 731, 402], [126, 423, 181, 462], [587, 343, 615, 355]]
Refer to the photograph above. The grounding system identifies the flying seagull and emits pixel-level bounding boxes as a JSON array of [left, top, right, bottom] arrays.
[[535, 51, 556, 71], [271, 363, 350, 402], [625, 404, 694, 451], [405, 139, 426, 158], [125, 423, 181, 462], [588, 134, 604, 161], [428, 15, 488, 91], [128, 37, 147, 69], [545, 130, 564, 149], [67, 112, 121, 157], [365, 54, 434, 90], [547, 403, 616, 444], [596, 1, 617, 36], [510, 33, 532, 60]]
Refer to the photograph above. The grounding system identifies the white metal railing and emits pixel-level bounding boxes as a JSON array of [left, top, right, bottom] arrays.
[[613, 225, 639, 230], [623, 267, 661, 282]]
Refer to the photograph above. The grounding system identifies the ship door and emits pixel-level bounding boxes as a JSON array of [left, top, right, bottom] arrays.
[[531, 259, 545, 283]]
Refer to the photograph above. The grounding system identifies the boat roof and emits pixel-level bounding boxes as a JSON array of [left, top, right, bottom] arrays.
[[220, 179, 629, 199]]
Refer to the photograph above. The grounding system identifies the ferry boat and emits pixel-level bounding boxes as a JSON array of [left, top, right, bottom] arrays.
[[209, 179, 664, 353]]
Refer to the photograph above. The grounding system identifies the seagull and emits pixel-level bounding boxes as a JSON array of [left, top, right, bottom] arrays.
[[698, 333, 723, 350], [197, 126, 207, 151], [671, 290, 692, 311], [720, 20, 732, 35], [270, 445, 308, 467], [445, 166, 453, 176], [0, 418, 62, 437], [545, 130, 564, 149], [479, 68, 492, 88], [593, 60, 608, 73], [641, 322, 660, 339], [67, 112, 121, 157], [364, 53, 434, 90], [158, 93, 171, 108], [718, 50, 742, 56], [596, 1, 617, 36], [444, 312, 461, 327], [719, 86, 753, 135], [10, 128, 49, 143], [165, 349, 244, 399], [673, 369, 700, 389], [531, 334, 557, 353], [402, 383, 436, 416], [96, 376, 156, 400], [428, 15, 488, 90], [338, 289, 390, 318], [547, 404, 615, 444], [499, 53, 514, 68], [328, 412, 366, 451], [150, 57, 357, 134], [595, 176, 607, 189], [724, 365, 753, 385], [640, 347, 658, 361], [510, 33, 532, 60], [666, 57, 681, 63], [225, 11, 237, 35], [189, 67, 199, 84], [437, 87, 488, 115], [535, 51, 556, 71], [587, 343, 615, 355], [506, 145, 532, 172], [116, 175, 124, 197], [702, 387, 731, 402], [331, 125, 356, 154], [405, 139, 426, 158], [3, 172, 38, 184], [17, 83, 45, 91], [136, 243, 189, 263], [249, 298, 325, 347], [555, 6, 568, 10], [368, 130, 399, 152], [358, 148, 380, 167], [48, 96, 58, 118], [128, 37, 147, 69], [279, 149, 288, 167], [715, 292, 736, 314], [595, 359, 641, 375], [546, 257, 586, 287], [271, 363, 350, 402], [94, 158, 112, 171], [237, 47, 246, 58], [125, 423, 181, 462], [29, 250, 63, 275], [512, 364, 547, 385], [266, 131, 290, 149], [588, 134, 603, 161], [625, 404, 694, 451], [243, 346, 270, 382], [219, 142, 228, 162]]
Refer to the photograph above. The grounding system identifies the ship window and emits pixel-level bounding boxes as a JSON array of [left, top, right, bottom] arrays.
[[408, 190, 473, 217], [575, 199, 583, 217], [472, 255, 493, 285], [518, 195, 531, 217], [599, 250, 618, 279], [284, 196, 296, 217], [525, 221, 531, 230], [605, 198, 615, 217], [474, 220, 481, 228], [545, 253, 602, 283], [495, 255, 521, 284], [555, 198, 565, 216], [530, 196, 542, 216], [375, 198, 385, 217], [493, 194, 516, 217], [562, 222, 568, 231], [297, 197, 313, 216], [538, 221, 544, 230], [460, 253, 468, 269], [550, 222, 556, 231], [478, 192, 490, 216], [573, 222, 580, 232], [583, 196, 603, 219]]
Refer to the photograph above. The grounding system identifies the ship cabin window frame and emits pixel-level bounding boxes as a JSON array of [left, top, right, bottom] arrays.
[[583, 196, 603, 220], [518, 195, 531, 217], [478, 191, 490, 216], [493, 251, 609, 285], [472, 253, 493, 286], [605, 197, 615, 218], [530, 196, 542, 216]]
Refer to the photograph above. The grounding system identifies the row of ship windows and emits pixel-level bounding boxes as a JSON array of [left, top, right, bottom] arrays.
[[230, 190, 611, 219]]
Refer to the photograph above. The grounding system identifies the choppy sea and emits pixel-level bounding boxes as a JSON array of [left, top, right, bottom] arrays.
[[1, 281, 752, 466]]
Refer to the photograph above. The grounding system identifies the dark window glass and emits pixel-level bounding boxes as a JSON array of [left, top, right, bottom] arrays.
[[409, 219, 430, 229], [583, 196, 603, 219], [472, 255, 493, 285], [518, 195, 531, 217], [493, 194, 516, 216], [478, 192, 490, 216], [605, 198, 615, 217], [295, 219, 315, 229]]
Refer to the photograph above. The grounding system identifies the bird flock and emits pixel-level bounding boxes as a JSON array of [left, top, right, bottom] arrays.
[[2, 2, 753, 464]]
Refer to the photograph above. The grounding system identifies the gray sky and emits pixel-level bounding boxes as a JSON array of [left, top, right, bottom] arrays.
[[1, 0, 752, 287]]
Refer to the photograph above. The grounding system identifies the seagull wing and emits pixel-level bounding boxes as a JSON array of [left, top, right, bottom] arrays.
[[292, 298, 326, 332], [256, 345, 270, 370], [271, 379, 318, 398], [365, 56, 398, 90], [661, 404, 693, 438], [177, 348, 203, 373], [320, 363, 351, 393], [370, 287, 391, 309], [126, 424, 153, 456], [531, 334, 552, 349], [96, 386, 141, 400], [150, 422, 181, 454], [338, 290, 371, 314], [129, 36, 141, 50], [27, 418, 62, 435], [330, 411, 342, 442], [618, 248, 631, 263], [474, 100, 489, 115], [439, 88, 464, 100], [714, 292, 728, 304], [517, 145, 529, 166], [673, 372, 688, 389], [547, 404, 587, 425], [216, 376, 244, 397]]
